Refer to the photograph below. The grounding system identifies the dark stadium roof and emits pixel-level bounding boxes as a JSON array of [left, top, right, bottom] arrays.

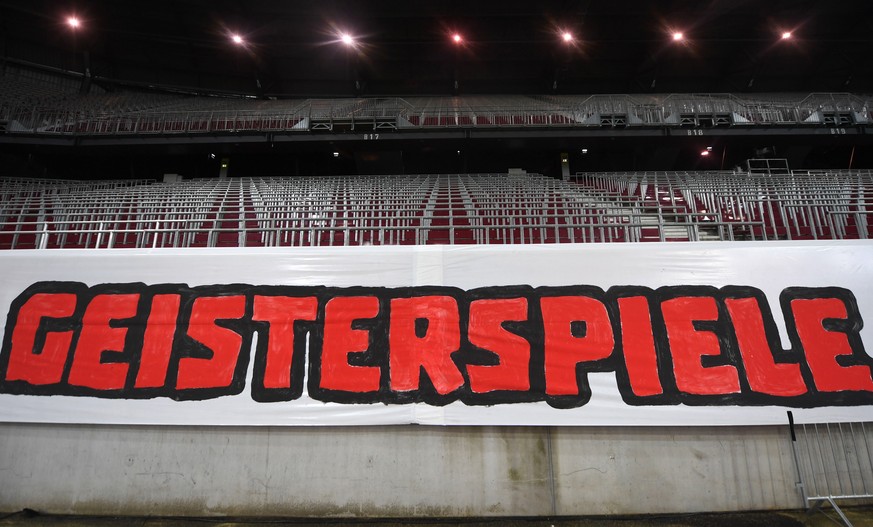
[[1, 0, 871, 97]]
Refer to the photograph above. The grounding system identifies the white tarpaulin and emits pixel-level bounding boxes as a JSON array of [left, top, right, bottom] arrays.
[[1, 240, 873, 426]]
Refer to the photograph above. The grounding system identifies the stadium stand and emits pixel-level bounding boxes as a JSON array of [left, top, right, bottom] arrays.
[[2, 69, 870, 135], [1, 2, 872, 522], [2, 165, 870, 250]]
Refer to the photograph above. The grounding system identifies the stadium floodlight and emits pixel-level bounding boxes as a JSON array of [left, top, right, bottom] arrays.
[[671, 31, 684, 42], [781, 31, 793, 40], [452, 33, 463, 44], [561, 31, 574, 43], [340, 33, 355, 46], [66, 16, 81, 29], [230, 34, 245, 45]]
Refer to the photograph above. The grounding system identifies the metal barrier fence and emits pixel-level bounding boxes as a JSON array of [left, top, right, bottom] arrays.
[[789, 412, 873, 526], [574, 166, 873, 242], [1, 168, 870, 250], [2, 91, 870, 135]]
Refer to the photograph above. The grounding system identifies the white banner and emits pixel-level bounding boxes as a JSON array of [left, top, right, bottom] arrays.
[[1, 241, 873, 426]]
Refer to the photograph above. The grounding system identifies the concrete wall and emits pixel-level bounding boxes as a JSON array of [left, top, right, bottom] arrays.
[[0, 424, 801, 517]]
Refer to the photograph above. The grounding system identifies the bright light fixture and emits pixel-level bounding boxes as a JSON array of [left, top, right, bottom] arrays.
[[781, 31, 793, 40], [452, 33, 462, 43], [672, 31, 684, 42], [67, 16, 80, 29], [340, 33, 355, 46], [231, 34, 244, 45], [562, 31, 574, 43], [700, 150, 711, 156]]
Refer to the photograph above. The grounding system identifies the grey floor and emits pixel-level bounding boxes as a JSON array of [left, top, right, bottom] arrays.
[[2, 506, 873, 527]]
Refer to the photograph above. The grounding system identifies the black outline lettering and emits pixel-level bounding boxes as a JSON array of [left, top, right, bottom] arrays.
[[0, 282, 870, 409]]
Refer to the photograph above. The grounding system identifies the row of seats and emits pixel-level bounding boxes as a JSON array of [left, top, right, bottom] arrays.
[[0, 70, 83, 108], [1, 169, 870, 250], [2, 70, 870, 134], [0, 174, 627, 249], [573, 167, 873, 242]]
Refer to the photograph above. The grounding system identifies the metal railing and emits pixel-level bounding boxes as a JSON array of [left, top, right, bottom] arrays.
[[789, 412, 873, 526], [2, 90, 870, 136], [1, 167, 870, 250], [573, 165, 873, 243]]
